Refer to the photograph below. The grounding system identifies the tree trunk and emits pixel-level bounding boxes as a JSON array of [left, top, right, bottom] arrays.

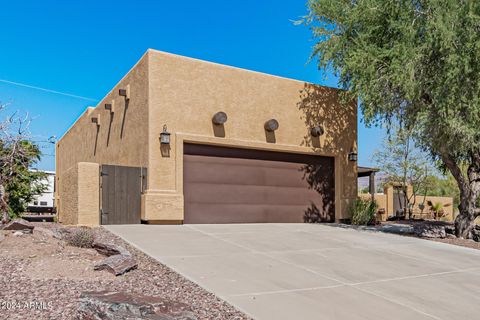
[[0, 184, 10, 225], [440, 152, 480, 238], [403, 186, 410, 220], [455, 183, 480, 237], [454, 208, 476, 238]]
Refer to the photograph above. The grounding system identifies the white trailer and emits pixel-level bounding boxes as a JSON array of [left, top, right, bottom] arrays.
[[27, 171, 55, 214]]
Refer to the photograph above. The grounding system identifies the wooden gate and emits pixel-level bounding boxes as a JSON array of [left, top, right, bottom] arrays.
[[392, 186, 406, 217], [100, 165, 147, 225]]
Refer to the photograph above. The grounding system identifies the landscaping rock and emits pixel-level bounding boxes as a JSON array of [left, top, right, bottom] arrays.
[[471, 228, 480, 242], [35, 226, 63, 239], [2, 219, 34, 233], [444, 225, 455, 235], [58, 228, 71, 237], [77, 291, 197, 320], [413, 223, 446, 238], [94, 254, 137, 276], [92, 241, 131, 257], [379, 223, 414, 235], [13, 231, 24, 237]]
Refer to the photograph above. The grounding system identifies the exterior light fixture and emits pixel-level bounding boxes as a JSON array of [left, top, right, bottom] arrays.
[[160, 125, 171, 144], [348, 151, 358, 162], [310, 126, 324, 137], [264, 119, 279, 132], [212, 111, 228, 125]]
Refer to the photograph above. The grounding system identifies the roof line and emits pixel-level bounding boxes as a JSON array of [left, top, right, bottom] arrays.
[[147, 48, 345, 92]]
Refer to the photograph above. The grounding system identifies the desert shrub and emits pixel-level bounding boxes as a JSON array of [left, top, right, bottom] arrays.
[[350, 198, 378, 225], [67, 227, 94, 248]]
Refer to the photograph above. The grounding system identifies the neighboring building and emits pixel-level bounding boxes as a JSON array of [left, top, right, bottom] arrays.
[[27, 170, 55, 213], [56, 49, 357, 225]]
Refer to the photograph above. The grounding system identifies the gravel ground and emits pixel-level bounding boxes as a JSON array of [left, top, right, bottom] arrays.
[[381, 220, 480, 250], [329, 221, 480, 251], [0, 222, 251, 320]]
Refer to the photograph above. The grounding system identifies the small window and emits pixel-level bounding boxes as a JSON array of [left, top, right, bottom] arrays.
[[34, 201, 38, 205], [40, 201, 48, 206]]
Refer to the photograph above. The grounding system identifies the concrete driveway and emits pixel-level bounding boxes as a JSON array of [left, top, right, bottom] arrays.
[[105, 223, 480, 320]]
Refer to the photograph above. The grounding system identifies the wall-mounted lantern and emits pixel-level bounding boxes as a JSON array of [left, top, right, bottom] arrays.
[[160, 125, 171, 144], [310, 126, 324, 137], [212, 111, 228, 125], [264, 119, 279, 132], [348, 150, 358, 162]]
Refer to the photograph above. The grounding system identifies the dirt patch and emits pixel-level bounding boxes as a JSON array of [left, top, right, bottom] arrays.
[[0, 222, 250, 320]]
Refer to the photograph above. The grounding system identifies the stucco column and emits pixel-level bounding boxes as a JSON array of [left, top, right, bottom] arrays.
[[142, 132, 184, 222]]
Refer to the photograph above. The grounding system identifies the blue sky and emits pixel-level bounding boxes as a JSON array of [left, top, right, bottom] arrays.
[[0, 0, 384, 171]]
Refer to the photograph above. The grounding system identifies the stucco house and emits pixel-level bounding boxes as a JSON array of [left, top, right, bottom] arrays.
[[55, 49, 357, 225]]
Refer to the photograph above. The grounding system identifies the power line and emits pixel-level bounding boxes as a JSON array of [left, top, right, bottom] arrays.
[[0, 79, 98, 102]]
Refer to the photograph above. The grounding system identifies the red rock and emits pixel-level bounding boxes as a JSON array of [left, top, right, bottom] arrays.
[[78, 291, 197, 319], [92, 241, 131, 257], [94, 254, 137, 276], [2, 218, 34, 233]]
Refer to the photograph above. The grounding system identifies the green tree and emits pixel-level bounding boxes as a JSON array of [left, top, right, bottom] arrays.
[[373, 125, 431, 219], [0, 141, 46, 217], [0, 104, 46, 222], [423, 174, 460, 209], [305, 0, 480, 237]]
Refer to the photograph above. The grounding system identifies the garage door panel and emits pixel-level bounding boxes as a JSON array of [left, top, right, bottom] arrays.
[[185, 157, 322, 188], [183, 144, 334, 224], [186, 154, 316, 169], [185, 204, 324, 223], [185, 183, 330, 206]]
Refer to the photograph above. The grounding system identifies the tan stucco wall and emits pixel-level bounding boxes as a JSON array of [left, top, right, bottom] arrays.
[[58, 165, 78, 224], [57, 162, 99, 225], [359, 190, 454, 222], [145, 50, 357, 222], [57, 49, 358, 224], [56, 53, 150, 219], [415, 196, 454, 221], [359, 193, 387, 210], [77, 163, 100, 225]]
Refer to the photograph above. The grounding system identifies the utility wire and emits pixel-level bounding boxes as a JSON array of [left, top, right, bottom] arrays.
[[0, 79, 98, 102]]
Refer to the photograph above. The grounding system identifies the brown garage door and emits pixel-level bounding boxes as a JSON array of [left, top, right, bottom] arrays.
[[183, 144, 335, 223]]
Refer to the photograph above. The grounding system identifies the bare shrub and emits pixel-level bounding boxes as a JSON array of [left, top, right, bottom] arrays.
[[67, 227, 95, 248]]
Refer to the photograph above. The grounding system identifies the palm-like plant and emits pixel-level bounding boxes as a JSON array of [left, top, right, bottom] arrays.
[[427, 201, 451, 220]]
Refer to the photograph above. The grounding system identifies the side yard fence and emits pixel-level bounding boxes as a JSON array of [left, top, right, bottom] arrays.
[[359, 185, 454, 222]]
